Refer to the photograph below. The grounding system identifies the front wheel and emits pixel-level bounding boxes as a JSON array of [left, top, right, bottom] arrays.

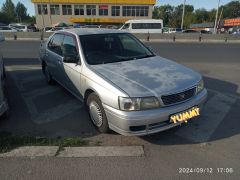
[[87, 93, 109, 133]]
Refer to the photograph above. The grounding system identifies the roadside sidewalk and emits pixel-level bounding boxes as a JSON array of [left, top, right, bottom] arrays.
[[0, 146, 144, 158]]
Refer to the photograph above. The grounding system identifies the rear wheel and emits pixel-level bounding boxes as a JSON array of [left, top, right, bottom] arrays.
[[44, 65, 54, 85], [87, 93, 109, 133]]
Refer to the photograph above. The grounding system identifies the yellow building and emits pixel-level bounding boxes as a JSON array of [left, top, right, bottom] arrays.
[[31, 0, 156, 28]]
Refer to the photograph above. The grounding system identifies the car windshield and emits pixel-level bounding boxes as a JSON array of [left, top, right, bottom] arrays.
[[79, 33, 155, 65]]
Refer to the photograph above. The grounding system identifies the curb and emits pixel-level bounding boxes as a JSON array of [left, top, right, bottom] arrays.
[[0, 146, 144, 158], [0, 146, 58, 157]]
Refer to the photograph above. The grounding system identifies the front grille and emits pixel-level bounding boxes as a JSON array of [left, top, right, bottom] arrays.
[[161, 88, 196, 106]]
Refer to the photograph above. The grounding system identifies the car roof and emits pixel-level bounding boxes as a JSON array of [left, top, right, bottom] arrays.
[[60, 28, 127, 35]]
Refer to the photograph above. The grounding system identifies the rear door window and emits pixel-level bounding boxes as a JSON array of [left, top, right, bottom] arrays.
[[48, 34, 64, 56]]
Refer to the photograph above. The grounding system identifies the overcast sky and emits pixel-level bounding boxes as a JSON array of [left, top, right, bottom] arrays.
[[0, 0, 235, 16]]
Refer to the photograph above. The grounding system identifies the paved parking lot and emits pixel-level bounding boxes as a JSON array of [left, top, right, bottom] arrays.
[[0, 41, 239, 179]]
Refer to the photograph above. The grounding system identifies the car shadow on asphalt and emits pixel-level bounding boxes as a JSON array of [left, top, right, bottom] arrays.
[[0, 58, 99, 139], [2, 58, 39, 66]]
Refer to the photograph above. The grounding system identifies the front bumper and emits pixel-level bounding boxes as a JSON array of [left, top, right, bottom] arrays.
[[103, 89, 207, 136]]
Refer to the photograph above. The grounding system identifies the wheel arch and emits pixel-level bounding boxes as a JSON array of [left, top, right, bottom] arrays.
[[84, 89, 95, 105]]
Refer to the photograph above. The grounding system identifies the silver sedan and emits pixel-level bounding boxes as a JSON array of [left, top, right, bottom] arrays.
[[39, 29, 207, 136]]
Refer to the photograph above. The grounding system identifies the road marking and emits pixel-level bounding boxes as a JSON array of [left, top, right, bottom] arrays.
[[7, 67, 84, 124], [22, 86, 60, 98], [208, 89, 240, 100], [174, 92, 236, 143], [32, 100, 83, 124], [7, 71, 25, 91], [20, 75, 43, 84], [6, 65, 41, 71], [0, 146, 58, 157], [57, 146, 144, 157]]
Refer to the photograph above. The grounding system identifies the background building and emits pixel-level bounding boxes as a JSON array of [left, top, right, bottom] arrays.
[[31, 0, 156, 28]]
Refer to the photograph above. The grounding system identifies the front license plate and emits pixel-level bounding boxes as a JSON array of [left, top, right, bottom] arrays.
[[170, 107, 200, 124]]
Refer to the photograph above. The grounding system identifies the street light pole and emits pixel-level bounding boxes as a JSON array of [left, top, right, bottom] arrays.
[[214, 0, 221, 34], [181, 0, 186, 30]]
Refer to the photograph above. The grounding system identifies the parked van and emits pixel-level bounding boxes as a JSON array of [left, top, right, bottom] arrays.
[[119, 19, 163, 33], [9, 23, 28, 32]]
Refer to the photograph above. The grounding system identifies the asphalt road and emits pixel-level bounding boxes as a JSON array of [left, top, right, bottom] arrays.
[[0, 41, 240, 180]]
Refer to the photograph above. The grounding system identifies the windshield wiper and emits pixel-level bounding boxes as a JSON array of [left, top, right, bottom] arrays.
[[103, 54, 155, 64], [135, 54, 155, 59]]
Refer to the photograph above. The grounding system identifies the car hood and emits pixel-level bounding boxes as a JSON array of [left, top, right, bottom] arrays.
[[90, 56, 201, 97]]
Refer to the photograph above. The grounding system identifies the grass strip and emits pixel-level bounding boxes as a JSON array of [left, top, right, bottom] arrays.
[[0, 132, 91, 154]]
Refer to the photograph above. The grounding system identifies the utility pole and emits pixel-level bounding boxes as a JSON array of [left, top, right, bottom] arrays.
[[181, 0, 186, 30], [217, 7, 223, 31], [214, 0, 220, 34]]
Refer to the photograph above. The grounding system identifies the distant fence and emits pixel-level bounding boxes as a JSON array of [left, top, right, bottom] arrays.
[[2, 32, 53, 40], [2, 32, 240, 42], [134, 33, 240, 42]]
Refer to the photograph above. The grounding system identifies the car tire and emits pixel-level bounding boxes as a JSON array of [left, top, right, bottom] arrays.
[[44, 65, 54, 85], [87, 93, 109, 133]]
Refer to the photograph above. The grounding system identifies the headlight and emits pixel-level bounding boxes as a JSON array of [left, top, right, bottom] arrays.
[[119, 97, 160, 111], [196, 79, 204, 94]]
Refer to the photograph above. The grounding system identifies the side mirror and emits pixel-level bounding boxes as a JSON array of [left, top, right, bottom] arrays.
[[63, 55, 79, 64]]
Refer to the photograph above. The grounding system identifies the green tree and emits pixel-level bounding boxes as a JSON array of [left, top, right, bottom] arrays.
[[193, 8, 210, 23], [1, 0, 16, 23], [208, 9, 217, 22], [0, 12, 9, 24], [24, 16, 36, 24], [158, 5, 174, 27], [221, 1, 240, 18], [170, 4, 194, 28], [16, 2, 28, 23], [152, 6, 160, 19]]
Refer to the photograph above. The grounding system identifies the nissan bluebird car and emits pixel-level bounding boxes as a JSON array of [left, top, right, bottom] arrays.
[[39, 28, 207, 136]]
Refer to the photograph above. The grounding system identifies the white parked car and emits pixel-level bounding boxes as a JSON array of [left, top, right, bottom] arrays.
[[0, 26, 18, 33], [164, 28, 182, 34], [119, 19, 163, 33], [9, 24, 28, 32]]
